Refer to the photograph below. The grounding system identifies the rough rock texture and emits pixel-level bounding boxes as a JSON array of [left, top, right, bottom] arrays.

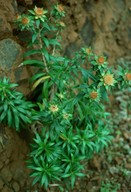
[[0, 127, 40, 191], [62, 0, 131, 65], [0, 38, 22, 70], [0, 13, 12, 40]]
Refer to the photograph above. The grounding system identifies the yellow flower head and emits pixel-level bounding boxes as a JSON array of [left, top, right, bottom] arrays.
[[59, 21, 65, 27], [103, 74, 114, 86], [21, 17, 30, 25], [86, 48, 92, 55], [16, 14, 20, 20], [34, 7, 44, 16], [57, 5, 64, 12], [125, 73, 131, 81], [97, 56, 105, 65], [90, 91, 98, 99], [63, 113, 69, 119], [49, 105, 59, 113]]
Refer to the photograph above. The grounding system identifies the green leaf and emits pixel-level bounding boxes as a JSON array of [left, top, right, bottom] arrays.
[[76, 172, 85, 177], [17, 106, 26, 114], [100, 86, 109, 101], [30, 73, 46, 83], [87, 70, 96, 81], [71, 175, 76, 188], [32, 76, 50, 91], [49, 39, 60, 46], [43, 37, 49, 47], [19, 113, 31, 124], [3, 102, 8, 112], [24, 49, 41, 57], [41, 174, 48, 186], [14, 112, 20, 130], [42, 49, 49, 62], [7, 108, 12, 127], [36, 19, 40, 28], [32, 175, 41, 185], [0, 110, 7, 122], [30, 172, 40, 177], [32, 33, 38, 43], [35, 133, 42, 143], [22, 60, 44, 68], [33, 167, 43, 172], [43, 22, 50, 30], [77, 103, 84, 120], [42, 79, 49, 99]]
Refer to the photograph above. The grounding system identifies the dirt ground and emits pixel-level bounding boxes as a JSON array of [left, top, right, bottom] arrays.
[[0, 0, 131, 191]]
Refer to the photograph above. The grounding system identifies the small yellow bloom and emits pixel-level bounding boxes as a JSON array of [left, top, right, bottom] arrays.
[[90, 91, 98, 99], [125, 73, 131, 81], [63, 113, 69, 119], [21, 17, 30, 25], [103, 74, 114, 86], [34, 7, 44, 16], [86, 48, 92, 55], [59, 21, 65, 27], [97, 56, 105, 65], [16, 14, 20, 20], [49, 105, 59, 113], [57, 5, 64, 12], [58, 93, 64, 99]]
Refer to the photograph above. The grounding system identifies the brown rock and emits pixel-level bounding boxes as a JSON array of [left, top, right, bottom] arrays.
[[0, 161, 4, 169], [1, 186, 11, 192], [12, 181, 20, 192], [0, 179, 4, 190], [1, 167, 12, 182], [67, 30, 78, 42], [0, 13, 12, 40]]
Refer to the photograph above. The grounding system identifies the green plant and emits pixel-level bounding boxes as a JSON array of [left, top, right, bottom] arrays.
[[12, 3, 131, 190], [0, 78, 34, 131], [100, 180, 120, 192]]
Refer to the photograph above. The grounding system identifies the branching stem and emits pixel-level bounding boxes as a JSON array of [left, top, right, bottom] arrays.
[[38, 30, 49, 73]]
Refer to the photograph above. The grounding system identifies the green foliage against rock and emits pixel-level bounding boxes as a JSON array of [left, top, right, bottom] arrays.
[[0, 78, 34, 131]]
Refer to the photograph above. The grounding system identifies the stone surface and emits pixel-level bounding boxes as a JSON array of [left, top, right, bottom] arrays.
[[0, 13, 12, 40], [80, 17, 95, 46], [0, 161, 4, 169], [0, 38, 23, 70], [1, 167, 12, 182], [12, 181, 20, 192], [0, 0, 17, 22], [0, 179, 4, 190], [1, 186, 11, 192]]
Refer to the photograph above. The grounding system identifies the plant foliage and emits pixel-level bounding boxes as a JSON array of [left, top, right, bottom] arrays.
[[0, 2, 130, 191], [0, 78, 34, 131]]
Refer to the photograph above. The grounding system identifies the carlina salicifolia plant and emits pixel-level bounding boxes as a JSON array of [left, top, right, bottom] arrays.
[[14, 3, 131, 191]]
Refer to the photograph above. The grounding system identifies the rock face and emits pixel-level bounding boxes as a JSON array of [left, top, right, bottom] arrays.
[[62, 0, 131, 65], [0, 38, 22, 70], [0, 13, 12, 40], [0, 127, 39, 192]]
